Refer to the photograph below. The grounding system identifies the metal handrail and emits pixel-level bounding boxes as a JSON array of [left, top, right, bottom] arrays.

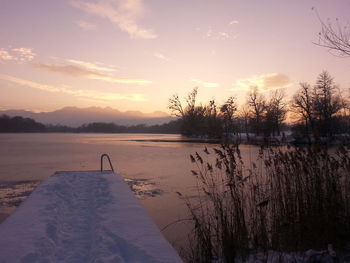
[[100, 154, 115, 172]]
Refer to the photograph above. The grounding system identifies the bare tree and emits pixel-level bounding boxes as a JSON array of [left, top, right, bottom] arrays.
[[204, 99, 223, 138], [313, 71, 343, 137], [315, 17, 350, 57], [237, 104, 250, 140], [220, 96, 237, 135], [168, 94, 184, 117], [265, 90, 287, 136], [168, 87, 200, 117], [185, 87, 199, 115], [247, 87, 266, 136], [168, 88, 207, 136], [291, 82, 315, 143], [291, 83, 314, 127], [291, 71, 345, 140]]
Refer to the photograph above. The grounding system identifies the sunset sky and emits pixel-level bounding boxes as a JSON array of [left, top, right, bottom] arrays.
[[0, 0, 349, 114]]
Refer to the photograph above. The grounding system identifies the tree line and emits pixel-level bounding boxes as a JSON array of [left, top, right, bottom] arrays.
[[169, 71, 350, 142], [0, 115, 46, 132], [0, 115, 181, 134]]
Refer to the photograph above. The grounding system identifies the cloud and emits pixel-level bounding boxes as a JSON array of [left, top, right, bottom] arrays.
[[229, 20, 239, 25], [153, 52, 169, 61], [202, 19, 239, 40], [233, 73, 293, 92], [36, 64, 97, 77], [0, 49, 13, 61], [35, 63, 152, 85], [0, 47, 36, 63], [0, 74, 147, 102], [76, 20, 97, 31], [218, 32, 229, 40], [204, 27, 236, 40], [71, 0, 157, 39], [191, 78, 220, 88], [12, 48, 36, 62], [66, 59, 117, 72], [206, 28, 213, 38]]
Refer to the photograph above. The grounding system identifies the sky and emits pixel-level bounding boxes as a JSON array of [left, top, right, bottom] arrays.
[[0, 0, 349, 114]]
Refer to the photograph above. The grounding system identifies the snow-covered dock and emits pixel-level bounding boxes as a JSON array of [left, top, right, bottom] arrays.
[[0, 171, 183, 263]]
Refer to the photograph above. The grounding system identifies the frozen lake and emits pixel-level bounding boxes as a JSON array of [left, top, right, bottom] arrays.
[[0, 133, 261, 253]]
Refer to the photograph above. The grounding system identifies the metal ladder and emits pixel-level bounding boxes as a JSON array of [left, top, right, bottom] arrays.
[[100, 154, 115, 172]]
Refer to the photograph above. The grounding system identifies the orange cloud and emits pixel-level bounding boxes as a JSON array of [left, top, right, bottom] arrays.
[[35, 64, 152, 85], [0, 74, 147, 102], [233, 73, 293, 92], [66, 59, 117, 72]]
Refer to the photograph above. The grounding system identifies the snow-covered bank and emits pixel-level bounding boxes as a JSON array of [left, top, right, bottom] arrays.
[[0, 171, 183, 263]]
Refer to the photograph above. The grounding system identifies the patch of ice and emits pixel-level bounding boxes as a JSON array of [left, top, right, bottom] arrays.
[[124, 178, 163, 199], [0, 180, 39, 207]]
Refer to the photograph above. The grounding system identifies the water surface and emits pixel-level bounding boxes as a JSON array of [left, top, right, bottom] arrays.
[[0, 133, 260, 252]]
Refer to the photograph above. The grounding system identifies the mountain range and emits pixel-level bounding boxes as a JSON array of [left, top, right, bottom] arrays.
[[0, 107, 174, 127]]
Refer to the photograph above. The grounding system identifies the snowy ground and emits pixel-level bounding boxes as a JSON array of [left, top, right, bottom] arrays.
[[0, 171, 183, 263]]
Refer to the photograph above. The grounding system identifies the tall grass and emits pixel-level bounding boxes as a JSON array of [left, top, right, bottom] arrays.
[[183, 144, 350, 262]]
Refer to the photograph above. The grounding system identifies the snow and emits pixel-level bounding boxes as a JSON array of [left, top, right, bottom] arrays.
[[244, 249, 338, 263], [0, 171, 183, 263]]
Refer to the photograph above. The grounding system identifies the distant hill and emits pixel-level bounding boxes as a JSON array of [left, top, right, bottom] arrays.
[[0, 107, 174, 127]]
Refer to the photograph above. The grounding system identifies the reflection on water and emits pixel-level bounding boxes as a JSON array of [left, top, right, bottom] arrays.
[[75, 133, 217, 148]]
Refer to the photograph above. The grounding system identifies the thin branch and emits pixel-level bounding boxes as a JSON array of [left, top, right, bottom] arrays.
[[313, 9, 350, 57]]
